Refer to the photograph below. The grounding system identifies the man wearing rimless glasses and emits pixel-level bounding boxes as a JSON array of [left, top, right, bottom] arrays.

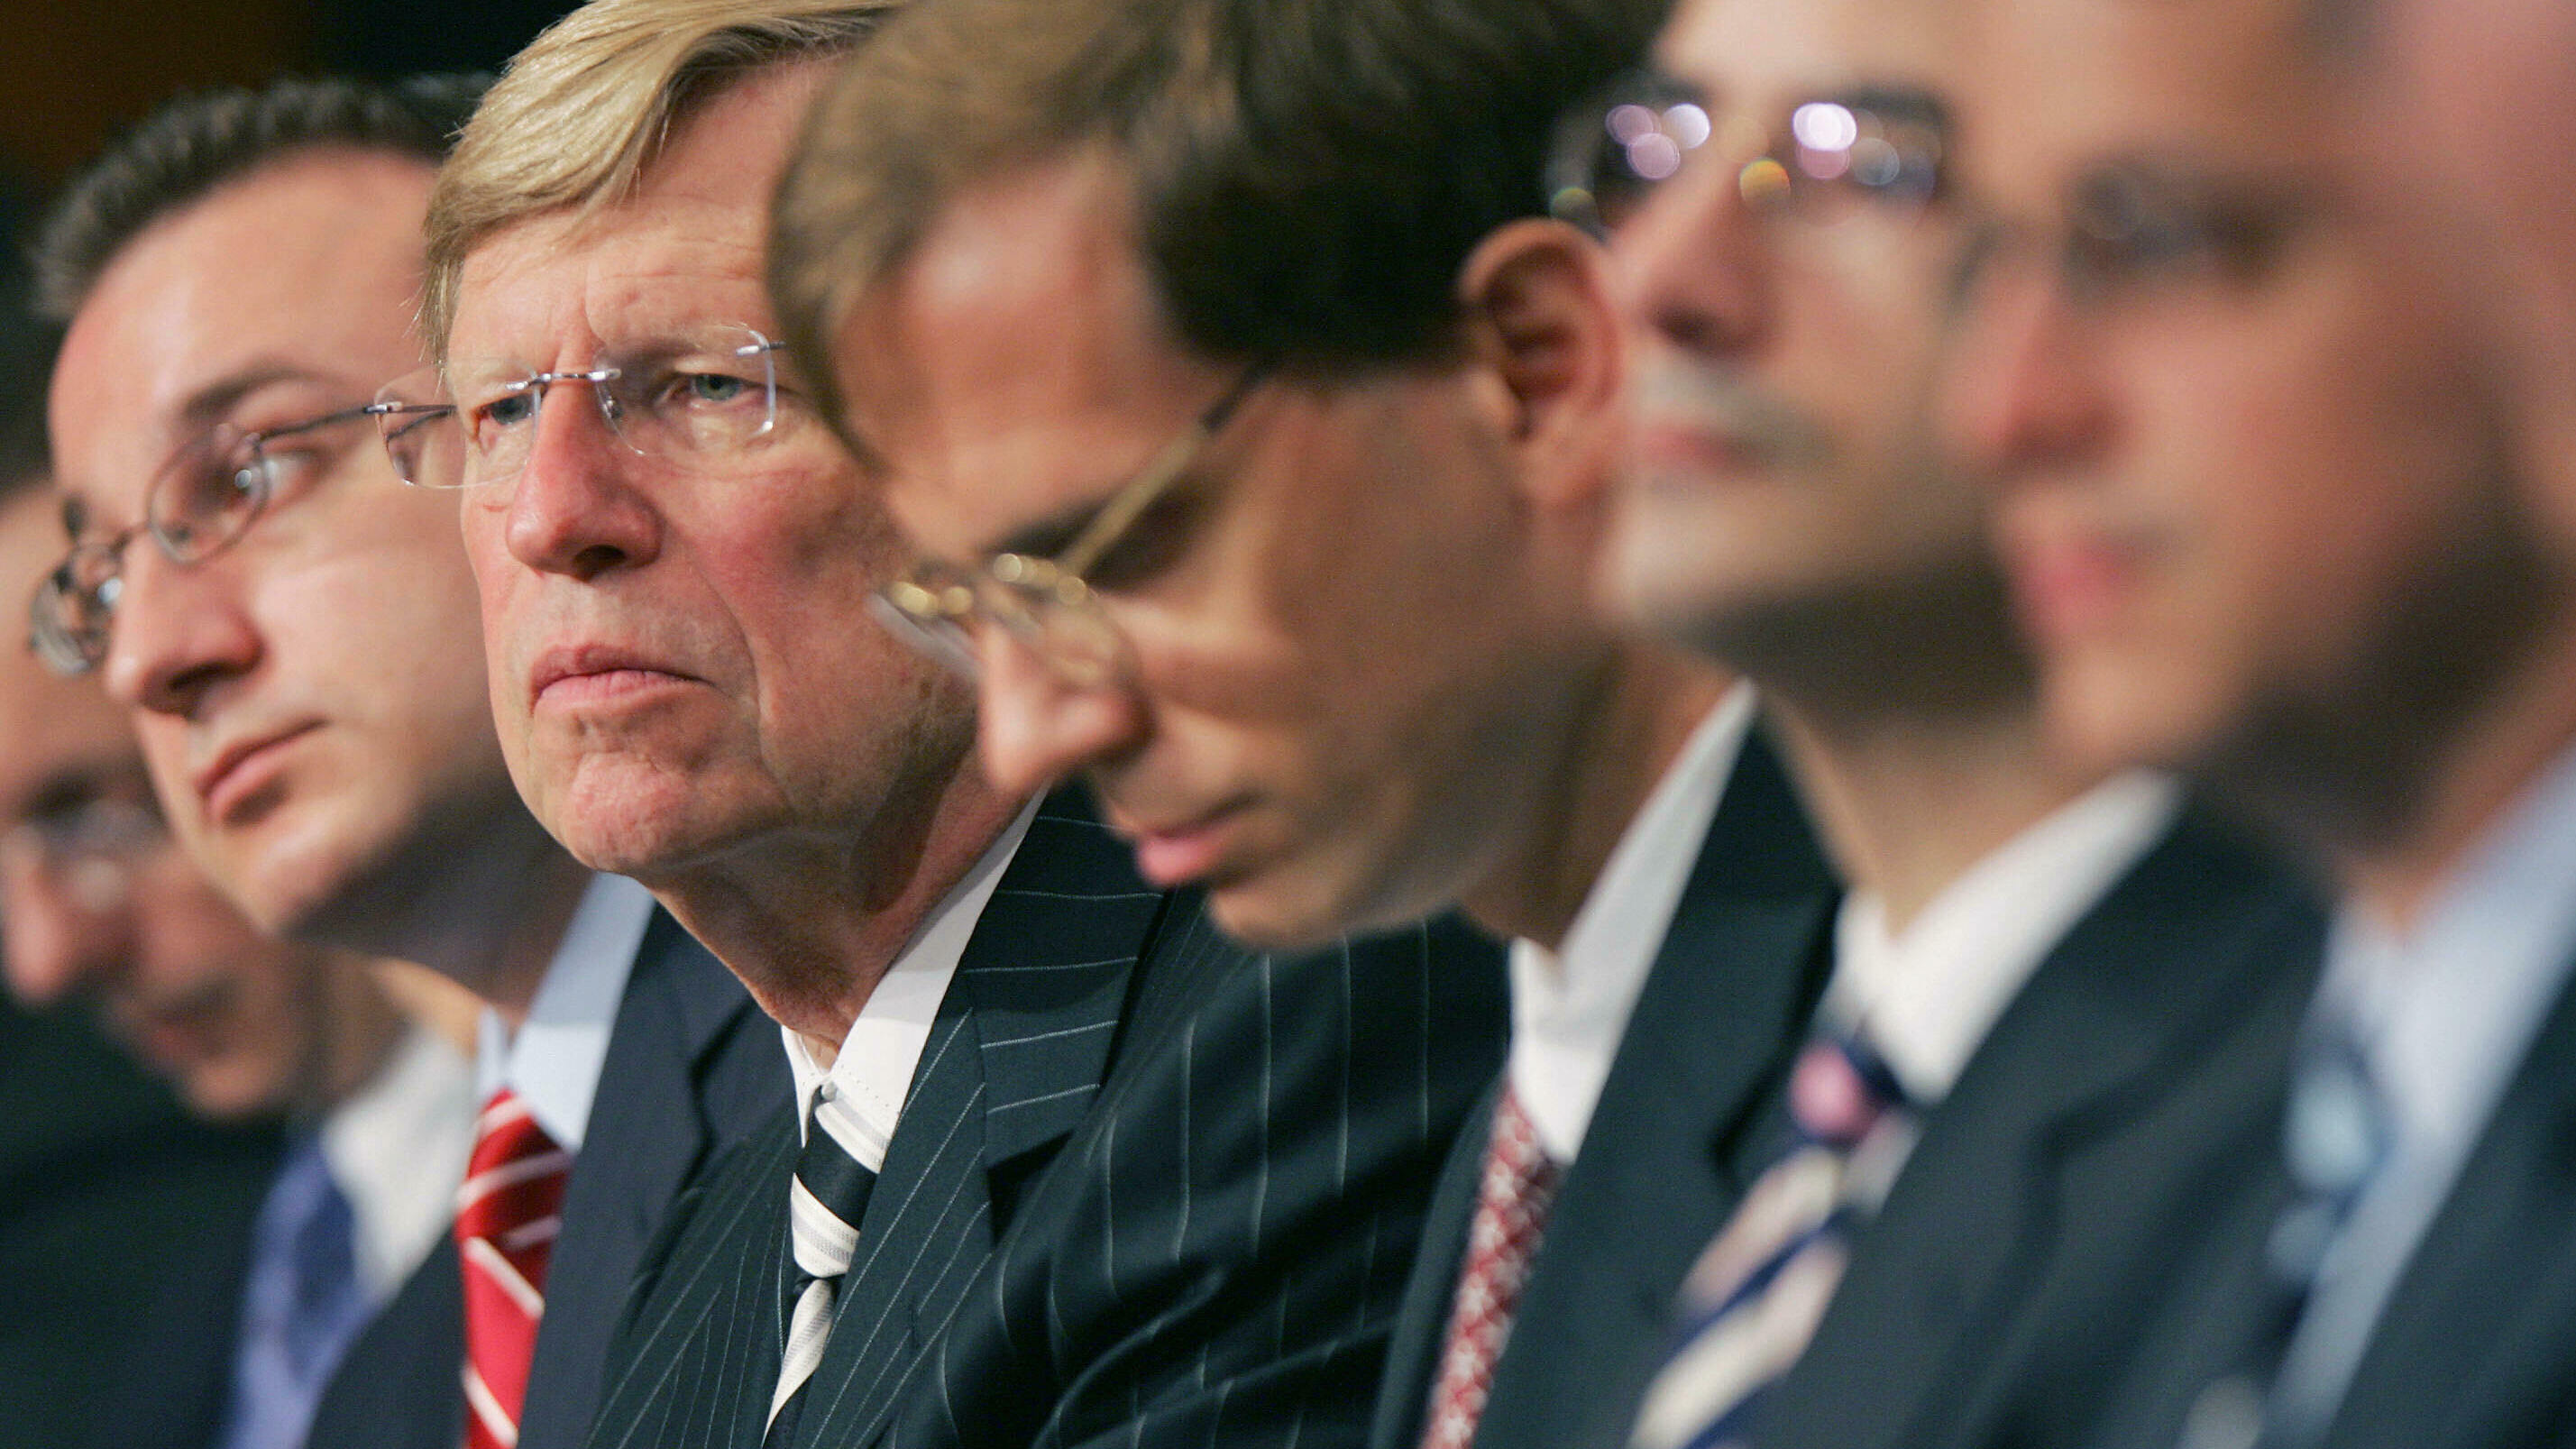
[[35, 75, 791, 1449], [413, 5, 1501, 1448]]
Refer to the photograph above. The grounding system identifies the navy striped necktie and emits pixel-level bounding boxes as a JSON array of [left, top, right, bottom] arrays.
[[765, 1083, 881, 1449], [1628, 1027, 1918, 1449]]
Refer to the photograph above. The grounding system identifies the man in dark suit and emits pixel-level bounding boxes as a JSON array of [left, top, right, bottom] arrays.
[[303, 909, 781, 1449], [0, 231, 279, 1449], [1524, 0, 2335, 1444], [1941, 0, 2576, 1442], [410, 5, 1506, 1448], [760, 8, 1857, 1449], [34, 75, 790, 1449], [2, 418, 481, 1449]]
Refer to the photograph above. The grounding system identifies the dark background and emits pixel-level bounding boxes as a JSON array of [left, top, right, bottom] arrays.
[[0, 0, 576, 196], [0, 0, 576, 466]]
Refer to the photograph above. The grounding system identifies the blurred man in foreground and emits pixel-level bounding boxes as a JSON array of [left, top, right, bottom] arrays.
[[2, 458, 474, 1449], [1945, 0, 2576, 1442], [1562, 0, 2325, 1442], [36, 75, 789, 1449], [401, 3, 1503, 1445]]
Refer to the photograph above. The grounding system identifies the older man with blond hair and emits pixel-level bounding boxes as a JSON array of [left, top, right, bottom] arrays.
[[378, 3, 1505, 1448]]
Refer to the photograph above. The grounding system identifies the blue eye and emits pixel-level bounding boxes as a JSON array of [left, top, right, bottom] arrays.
[[484, 392, 538, 429]]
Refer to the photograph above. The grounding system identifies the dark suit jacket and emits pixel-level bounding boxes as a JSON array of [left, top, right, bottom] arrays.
[[1752, 807, 2325, 1449], [306, 904, 789, 1449], [2087, 914, 2576, 1449], [583, 791, 1508, 1449], [2323, 958, 2576, 1449], [0, 1003, 282, 1449], [1369, 727, 1841, 1449]]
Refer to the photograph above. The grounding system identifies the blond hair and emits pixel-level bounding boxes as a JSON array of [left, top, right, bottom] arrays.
[[422, 0, 898, 350]]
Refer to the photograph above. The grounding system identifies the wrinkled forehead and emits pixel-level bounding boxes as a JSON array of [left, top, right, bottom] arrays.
[[1949, 0, 2337, 213], [447, 199, 776, 371], [445, 65, 826, 370]]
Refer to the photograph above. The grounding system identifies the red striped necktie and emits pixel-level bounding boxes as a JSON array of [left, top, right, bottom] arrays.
[[456, 1087, 573, 1449]]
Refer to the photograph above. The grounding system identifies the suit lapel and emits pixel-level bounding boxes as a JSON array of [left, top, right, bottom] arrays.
[[2325, 960, 2576, 1449], [1762, 811, 2324, 1449], [523, 908, 784, 1449], [578, 1112, 796, 1449], [788, 789, 1169, 1449], [1482, 726, 1841, 1449]]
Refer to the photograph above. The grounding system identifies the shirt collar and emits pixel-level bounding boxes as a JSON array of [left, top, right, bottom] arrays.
[[1508, 685, 1759, 1163], [473, 872, 657, 1150], [318, 1021, 478, 1297], [1826, 772, 2180, 1105], [2323, 731, 2576, 1160], [782, 799, 1040, 1171]]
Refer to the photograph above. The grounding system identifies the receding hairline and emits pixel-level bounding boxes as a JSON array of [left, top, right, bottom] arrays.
[[420, 0, 900, 357]]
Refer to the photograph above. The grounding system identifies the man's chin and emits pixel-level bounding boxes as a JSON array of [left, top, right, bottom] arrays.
[[1202, 874, 1352, 955], [174, 1062, 289, 1123]]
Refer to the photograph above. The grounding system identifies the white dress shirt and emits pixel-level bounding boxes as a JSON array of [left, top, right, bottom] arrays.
[[1822, 773, 2180, 1105], [2269, 736, 2576, 1435], [320, 1020, 477, 1295], [474, 872, 658, 1151], [783, 802, 1040, 1169], [1508, 687, 1758, 1165]]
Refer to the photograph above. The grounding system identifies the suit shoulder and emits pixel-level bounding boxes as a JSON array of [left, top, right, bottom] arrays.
[[921, 913, 1503, 1449]]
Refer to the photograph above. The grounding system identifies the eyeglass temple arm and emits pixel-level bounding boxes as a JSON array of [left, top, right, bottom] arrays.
[[254, 400, 389, 445], [1054, 362, 1270, 578]]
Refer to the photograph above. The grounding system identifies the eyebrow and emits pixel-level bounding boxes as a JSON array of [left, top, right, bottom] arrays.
[[56, 363, 335, 540], [173, 363, 333, 432]]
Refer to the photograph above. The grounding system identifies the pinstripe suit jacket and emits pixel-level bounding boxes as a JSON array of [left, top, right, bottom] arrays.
[[583, 792, 1508, 1449]]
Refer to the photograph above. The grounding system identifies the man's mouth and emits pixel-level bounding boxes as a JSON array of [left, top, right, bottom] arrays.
[[1109, 799, 1254, 890], [194, 722, 323, 825], [527, 643, 701, 711]]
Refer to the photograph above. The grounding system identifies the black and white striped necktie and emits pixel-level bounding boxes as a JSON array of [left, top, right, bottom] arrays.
[[765, 1082, 882, 1448]]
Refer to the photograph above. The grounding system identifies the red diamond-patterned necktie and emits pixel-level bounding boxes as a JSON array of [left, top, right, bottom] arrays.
[[1417, 1085, 1563, 1449], [456, 1087, 572, 1449]]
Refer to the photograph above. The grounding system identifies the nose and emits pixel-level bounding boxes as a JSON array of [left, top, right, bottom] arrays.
[[973, 630, 1149, 799], [1945, 260, 2114, 480], [101, 546, 263, 720], [500, 385, 665, 582], [0, 848, 134, 1007], [1610, 156, 1778, 359]]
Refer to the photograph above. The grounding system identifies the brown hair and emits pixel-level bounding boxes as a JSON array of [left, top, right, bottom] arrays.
[[771, 0, 1666, 422], [420, 0, 900, 351]]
